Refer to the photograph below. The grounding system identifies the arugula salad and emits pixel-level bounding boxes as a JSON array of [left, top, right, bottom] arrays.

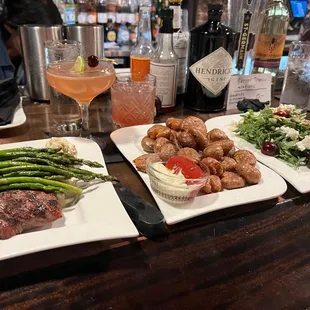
[[234, 104, 310, 168]]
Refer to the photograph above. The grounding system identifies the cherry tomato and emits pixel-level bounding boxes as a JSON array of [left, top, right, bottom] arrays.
[[261, 141, 279, 156], [274, 111, 289, 118], [166, 156, 204, 179]]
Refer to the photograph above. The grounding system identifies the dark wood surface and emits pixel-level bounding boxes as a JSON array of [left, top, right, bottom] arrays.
[[0, 97, 310, 309]]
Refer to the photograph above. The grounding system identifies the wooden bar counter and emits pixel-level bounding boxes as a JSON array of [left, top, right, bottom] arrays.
[[0, 97, 310, 310]]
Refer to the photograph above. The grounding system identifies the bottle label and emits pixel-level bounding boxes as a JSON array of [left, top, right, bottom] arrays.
[[78, 12, 87, 24], [189, 47, 233, 96], [173, 31, 189, 94], [87, 13, 97, 24], [107, 30, 117, 42], [130, 56, 151, 81], [107, 12, 116, 23], [64, 7, 76, 25], [254, 34, 286, 68], [236, 9, 253, 70], [150, 62, 177, 108], [171, 6, 182, 30], [98, 12, 108, 24]]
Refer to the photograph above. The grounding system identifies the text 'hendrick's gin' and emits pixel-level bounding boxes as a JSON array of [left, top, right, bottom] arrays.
[[184, 4, 236, 112]]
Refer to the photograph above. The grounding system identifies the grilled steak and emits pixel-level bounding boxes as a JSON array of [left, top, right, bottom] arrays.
[[0, 190, 63, 239]]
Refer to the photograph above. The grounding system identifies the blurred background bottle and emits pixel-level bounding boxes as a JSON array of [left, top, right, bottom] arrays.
[[130, 5, 155, 81], [105, 18, 118, 42], [150, 7, 178, 112], [117, 21, 130, 44], [64, 0, 77, 25], [86, 0, 98, 24], [169, 0, 189, 100], [252, 0, 290, 76], [77, 0, 88, 24], [98, 0, 108, 24]]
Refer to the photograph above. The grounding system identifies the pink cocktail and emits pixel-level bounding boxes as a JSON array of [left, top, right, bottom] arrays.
[[111, 73, 156, 127], [47, 60, 116, 131]]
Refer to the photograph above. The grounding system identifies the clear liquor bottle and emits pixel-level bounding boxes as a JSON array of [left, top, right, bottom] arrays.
[[130, 5, 155, 81], [252, 0, 289, 76], [150, 7, 178, 112], [184, 4, 236, 112]]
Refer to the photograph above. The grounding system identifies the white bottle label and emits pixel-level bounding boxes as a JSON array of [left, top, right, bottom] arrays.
[[173, 31, 189, 94], [98, 12, 108, 24], [189, 47, 233, 96], [150, 62, 177, 108], [78, 12, 87, 24], [171, 6, 182, 30]]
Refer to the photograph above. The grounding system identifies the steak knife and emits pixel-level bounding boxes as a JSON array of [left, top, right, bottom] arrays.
[[113, 182, 167, 238]]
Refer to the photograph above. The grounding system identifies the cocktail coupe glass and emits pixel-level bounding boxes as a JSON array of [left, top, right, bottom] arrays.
[[46, 53, 116, 137]]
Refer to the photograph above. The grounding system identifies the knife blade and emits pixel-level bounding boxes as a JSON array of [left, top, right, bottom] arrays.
[[113, 182, 168, 238]]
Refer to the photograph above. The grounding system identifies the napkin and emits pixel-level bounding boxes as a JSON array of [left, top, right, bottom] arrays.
[[0, 78, 20, 126], [237, 99, 269, 113]]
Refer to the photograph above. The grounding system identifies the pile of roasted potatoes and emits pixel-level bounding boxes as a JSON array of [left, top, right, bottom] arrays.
[[133, 116, 261, 194]]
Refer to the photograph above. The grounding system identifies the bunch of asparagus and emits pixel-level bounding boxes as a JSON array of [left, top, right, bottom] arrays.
[[0, 147, 117, 196]]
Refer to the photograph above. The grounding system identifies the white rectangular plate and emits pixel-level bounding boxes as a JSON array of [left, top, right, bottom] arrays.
[[0, 138, 138, 261], [206, 114, 310, 193], [111, 124, 287, 225], [0, 98, 26, 131]]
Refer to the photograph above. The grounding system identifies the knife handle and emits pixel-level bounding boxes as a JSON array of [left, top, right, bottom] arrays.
[[114, 183, 168, 238]]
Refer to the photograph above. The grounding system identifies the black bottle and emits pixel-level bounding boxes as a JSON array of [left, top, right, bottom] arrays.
[[184, 4, 236, 112]]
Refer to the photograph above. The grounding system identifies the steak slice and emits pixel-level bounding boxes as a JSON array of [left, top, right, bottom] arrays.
[[0, 190, 63, 239]]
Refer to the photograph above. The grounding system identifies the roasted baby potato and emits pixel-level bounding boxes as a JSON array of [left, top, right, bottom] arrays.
[[181, 116, 207, 135], [189, 128, 210, 151], [141, 136, 155, 153], [202, 144, 224, 161], [221, 172, 246, 189], [201, 175, 222, 194], [207, 129, 228, 142], [200, 157, 224, 176], [210, 140, 235, 155], [147, 125, 170, 140], [221, 156, 236, 172], [156, 127, 171, 139], [235, 163, 261, 185], [154, 137, 170, 153], [177, 147, 201, 164], [133, 154, 150, 173], [233, 150, 256, 166], [159, 143, 177, 161], [177, 131, 197, 149], [169, 130, 181, 150], [166, 117, 183, 131]]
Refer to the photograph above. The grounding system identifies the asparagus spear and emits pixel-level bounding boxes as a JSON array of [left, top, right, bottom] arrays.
[[0, 165, 117, 182], [0, 183, 68, 193], [3, 171, 52, 178], [0, 177, 83, 195], [11, 157, 97, 177], [0, 161, 35, 168], [0, 150, 103, 167]]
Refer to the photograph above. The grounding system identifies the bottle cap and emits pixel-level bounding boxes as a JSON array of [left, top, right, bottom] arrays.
[[161, 7, 173, 19], [208, 4, 223, 11]]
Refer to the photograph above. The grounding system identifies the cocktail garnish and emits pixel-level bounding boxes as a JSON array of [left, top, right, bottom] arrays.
[[71, 56, 85, 73], [88, 55, 99, 67]]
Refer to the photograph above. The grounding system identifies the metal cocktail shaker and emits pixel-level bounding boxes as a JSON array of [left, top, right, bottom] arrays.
[[19, 25, 63, 101], [65, 25, 104, 58]]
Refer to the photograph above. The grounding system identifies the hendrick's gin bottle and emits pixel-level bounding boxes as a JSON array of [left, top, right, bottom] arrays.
[[184, 4, 236, 112]]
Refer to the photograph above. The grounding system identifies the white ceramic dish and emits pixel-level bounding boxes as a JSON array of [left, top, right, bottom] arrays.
[[111, 124, 287, 225], [0, 98, 26, 131], [206, 114, 310, 194], [0, 137, 138, 261]]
